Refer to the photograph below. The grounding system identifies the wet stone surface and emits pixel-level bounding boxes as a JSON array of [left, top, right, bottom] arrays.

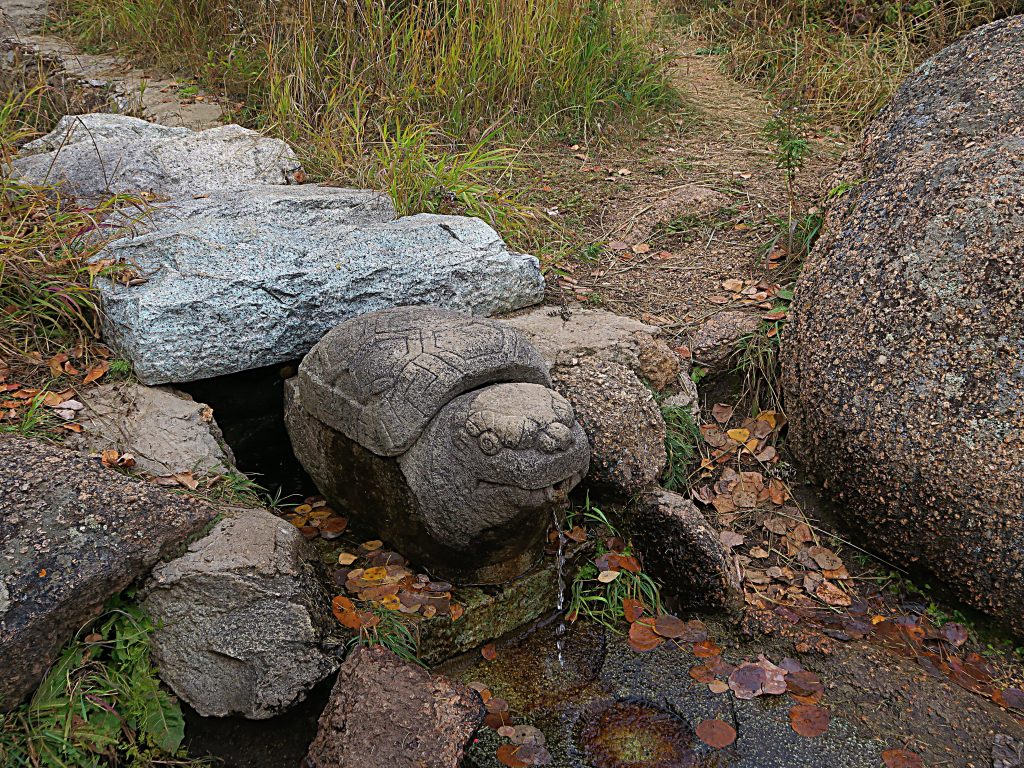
[[453, 621, 882, 768]]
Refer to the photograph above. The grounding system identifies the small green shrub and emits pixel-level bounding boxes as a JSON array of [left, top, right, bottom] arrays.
[[661, 404, 701, 493], [0, 599, 201, 767]]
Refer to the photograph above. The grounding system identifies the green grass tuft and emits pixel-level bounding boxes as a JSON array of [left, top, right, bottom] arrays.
[[661, 404, 701, 493]]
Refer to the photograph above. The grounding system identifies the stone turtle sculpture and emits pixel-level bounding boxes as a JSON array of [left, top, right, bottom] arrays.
[[285, 306, 590, 584]]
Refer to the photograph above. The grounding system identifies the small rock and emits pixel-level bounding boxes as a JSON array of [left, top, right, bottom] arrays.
[[550, 358, 666, 496], [502, 307, 682, 390], [625, 489, 741, 611], [142, 509, 337, 719], [662, 376, 701, 420], [994, 733, 1024, 768], [65, 382, 235, 476], [0, 436, 219, 710], [14, 113, 300, 199], [689, 311, 762, 371], [305, 645, 484, 768]]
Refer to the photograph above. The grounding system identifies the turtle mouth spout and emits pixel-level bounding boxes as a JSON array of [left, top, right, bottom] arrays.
[[477, 468, 586, 507]]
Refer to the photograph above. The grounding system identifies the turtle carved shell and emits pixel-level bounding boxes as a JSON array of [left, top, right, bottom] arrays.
[[297, 306, 552, 456]]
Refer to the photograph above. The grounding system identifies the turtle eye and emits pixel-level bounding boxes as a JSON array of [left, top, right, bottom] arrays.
[[478, 431, 501, 456]]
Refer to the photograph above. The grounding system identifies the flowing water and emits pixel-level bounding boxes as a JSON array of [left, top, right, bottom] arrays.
[[552, 509, 568, 666]]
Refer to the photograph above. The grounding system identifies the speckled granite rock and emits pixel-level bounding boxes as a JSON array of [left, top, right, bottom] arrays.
[[0, 436, 218, 710], [98, 189, 544, 384], [306, 645, 484, 768], [13, 113, 299, 199], [550, 358, 666, 497], [689, 310, 761, 371], [782, 16, 1024, 634]]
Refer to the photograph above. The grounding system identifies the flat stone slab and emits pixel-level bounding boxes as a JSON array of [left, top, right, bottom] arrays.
[[97, 186, 544, 384], [13, 113, 297, 199], [0, 436, 219, 710], [65, 381, 235, 476]]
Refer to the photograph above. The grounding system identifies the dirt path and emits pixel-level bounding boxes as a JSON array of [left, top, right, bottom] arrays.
[[0, 0, 222, 129], [537, 34, 844, 350]]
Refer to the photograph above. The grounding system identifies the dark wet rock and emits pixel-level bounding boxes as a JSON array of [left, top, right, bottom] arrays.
[[994, 733, 1024, 768], [689, 310, 761, 370], [142, 508, 337, 719], [625, 489, 741, 611], [305, 645, 484, 768], [65, 381, 235, 476], [286, 306, 589, 585], [782, 15, 1024, 634], [502, 307, 682, 391], [550, 358, 666, 497], [0, 436, 218, 711]]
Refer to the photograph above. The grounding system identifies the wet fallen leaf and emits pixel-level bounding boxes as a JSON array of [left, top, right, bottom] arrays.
[[565, 525, 587, 543], [623, 598, 645, 623], [481, 643, 498, 661], [708, 680, 730, 694], [486, 711, 512, 730], [881, 748, 925, 768], [628, 619, 664, 652], [789, 704, 830, 737], [939, 621, 968, 648], [692, 639, 721, 658], [696, 719, 736, 748], [653, 614, 688, 639], [320, 516, 348, 540], [331, 596, 361, 629], [815, 580, 851, 607], [994, 687, 1024, 711], [496, 744, 529, 768], [337, 552, 357, 565], [363, 566, 388, 582], [785, 670, 825, 704]]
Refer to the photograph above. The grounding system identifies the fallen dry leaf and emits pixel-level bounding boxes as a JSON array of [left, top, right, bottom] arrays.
[[881, 749, 925, 768], [696, 719, 736, 748], [789, 704, 830, 737]]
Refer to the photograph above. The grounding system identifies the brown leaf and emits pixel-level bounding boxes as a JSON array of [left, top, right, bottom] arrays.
[[993, 686, 1024, 711], [696, 719, 737, 749], [565, 525, 587, 543], [720, 531, 744, 548], [481, 643, 498, 661], [881, 749, 925, 768], [628, 619, 664, 652], [331, 596, 361, 629], [939, 622, 968, 648], [763, 517, 789, 535], [692, 639, 722, 658], [622, 598, 645, 623], [711, 403, 735, 425], [789, 704, 830, 737], [786, 670, 825, 704], [653, 614, 688, 639], [815, 580, 851, 607], [808, 546, 843, 571], [320, 516, 349, 540], [83, 360, 110, 384]]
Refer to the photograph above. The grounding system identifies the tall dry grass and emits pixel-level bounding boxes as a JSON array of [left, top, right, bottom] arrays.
[[57, 0, 675, 236], [678, 0, 1024, 128]]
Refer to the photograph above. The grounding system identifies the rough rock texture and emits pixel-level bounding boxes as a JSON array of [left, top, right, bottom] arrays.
[[782, 16, 1024, 634], [625, 489, 740, 611], [688, 310, 761, 371], [142, 508, 337, 719], [65, 382, 234, 476], [98, 190, 545, 384], [13, 113, 298, 199], [550, 358, 666, 497], [662, 377, 701, 420], [0, 436, 218, 710], [300, 305, 550, 456], [502, 307, 682, 390], [307, 645, 484, 768]]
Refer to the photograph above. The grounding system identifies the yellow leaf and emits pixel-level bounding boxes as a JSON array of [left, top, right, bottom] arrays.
[[363, 566, 387, 582], [381, 595, 401, 611], [294, 504, 312, 515], [726, 428, 750, 442], [756, 411, 777, 429]]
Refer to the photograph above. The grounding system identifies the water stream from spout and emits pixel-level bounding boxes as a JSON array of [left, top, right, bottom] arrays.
[[553, 509, 568, 667]]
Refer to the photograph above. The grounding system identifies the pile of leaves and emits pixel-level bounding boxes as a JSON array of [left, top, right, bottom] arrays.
[[283, 498, 349, 542], [0, 600, 195, 767]]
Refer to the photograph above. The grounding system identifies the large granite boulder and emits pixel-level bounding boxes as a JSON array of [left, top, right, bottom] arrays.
[[782, 16, 1024, 633], [65, 381, 234, 476], [96, 186, 544, 384], [0, 436, 218, 710], [142, 508, 337, 719], [286, 306, 590, 584], [306, 645, 484, 768], [13, 113, 300, 199]]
